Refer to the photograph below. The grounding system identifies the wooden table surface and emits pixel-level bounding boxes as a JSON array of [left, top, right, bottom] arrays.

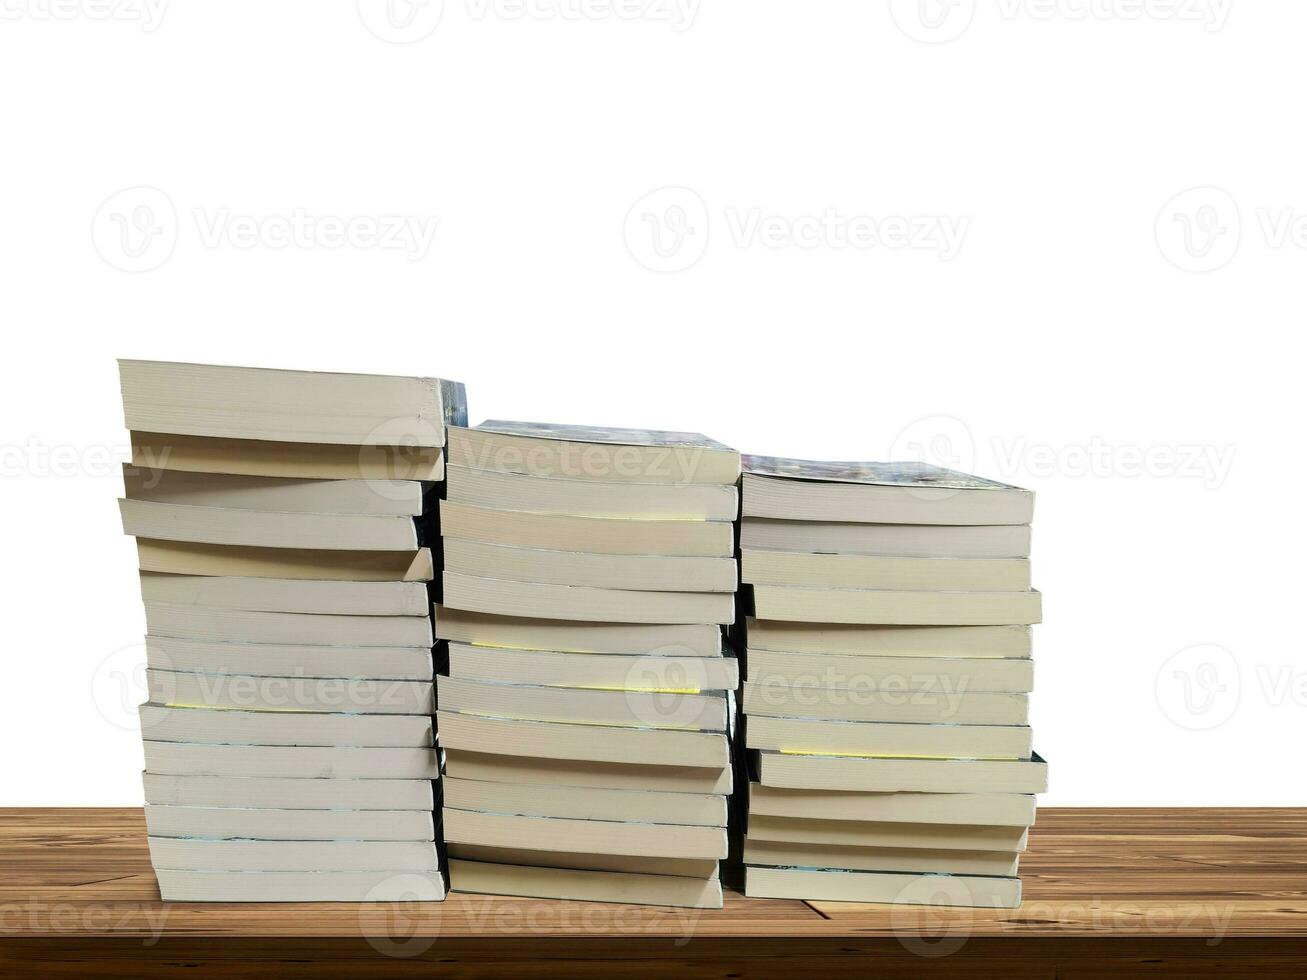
[[3, 807, 1306, 977]]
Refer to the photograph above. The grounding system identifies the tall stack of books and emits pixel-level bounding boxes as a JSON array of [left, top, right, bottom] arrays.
[[434, 421, 741, 908], [736, 455, 1046, 908], [118, 360, 464, 902]]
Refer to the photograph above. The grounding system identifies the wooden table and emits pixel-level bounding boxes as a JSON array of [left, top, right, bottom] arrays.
[[3, 807, 1306, 977]]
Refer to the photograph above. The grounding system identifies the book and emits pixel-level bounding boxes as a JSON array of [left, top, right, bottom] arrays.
[[442, 776, 726, 826], [443, 809, 728, 860], [142, 741, 440, 779], [119, 359, 466, 446], [442, 572, 735, 625], [446, 643, 738, 690], [745, 651, 1034, 693], [136, 539, 435, 582], [445, 464, 738, 520], [147, 837, 439, 873], [741, 549, 1031, 592], [144, 805, 435, 841], [120, 499, 420, 551], [435, 606, 722, 657], [442, 750, 731, 795], [746, 785, 1036, 827], [123, 465, 425, 515], [143, 602, 433, 647], [744, 865, 1021, 908], [748, 586, 1042, 626], [747, 619, 1032, 659], [745, 716, 1033, 759], [741, 682, 1029, 726], [131, 431, 446, 482], [140, 704, 434, 747], [441, 500, 733, 557], [741, 455, 1033, 525], [436, 711, 728, 768], [436, 675, 728, 731], [449, 859, 720, 909], [139, 573, 430, 616], [448, 844, 719, 878], [755, 750, 1049, 794], [744, 814, 1029, 851], [154, 869, 446, 902], [443, 538, 737, 592], [744, 838, 1020, 877], [144, 636, 434, 681], [448, 422, 740, 486], [142, 773, 435, 810], [147, 669, 435, 714], [741, 518, 1031, 558]]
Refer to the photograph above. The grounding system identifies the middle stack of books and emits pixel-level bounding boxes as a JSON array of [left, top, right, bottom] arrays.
[[435, 421, 741, 908]]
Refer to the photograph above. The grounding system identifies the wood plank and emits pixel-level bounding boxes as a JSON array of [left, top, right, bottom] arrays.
[[1, 807, 1306, 977]]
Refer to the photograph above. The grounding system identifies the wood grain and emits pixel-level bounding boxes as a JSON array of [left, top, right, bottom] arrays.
[[2, 807, 1306, 976]]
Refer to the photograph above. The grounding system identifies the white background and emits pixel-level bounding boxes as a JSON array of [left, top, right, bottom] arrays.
[[1, 0, 1301, 806]]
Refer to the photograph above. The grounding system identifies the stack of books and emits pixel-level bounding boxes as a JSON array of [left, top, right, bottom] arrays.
[[434, 421, 741, 908], [736, 455, 1046, 908], [118, 360, 464, 902]]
